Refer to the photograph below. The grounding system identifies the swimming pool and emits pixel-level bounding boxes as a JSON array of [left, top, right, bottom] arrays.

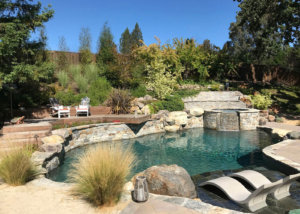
[[48, 128, 277, 182]]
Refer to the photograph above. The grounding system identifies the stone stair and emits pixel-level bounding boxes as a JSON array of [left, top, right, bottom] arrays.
[[0, 122, 52, 149]]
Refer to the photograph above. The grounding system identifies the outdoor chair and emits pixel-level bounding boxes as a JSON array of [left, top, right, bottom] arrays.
[[200, 170, 300, 212], [229, 170, 300, 200], [58, 106, 70, 118], [75, 97, 90, 117]]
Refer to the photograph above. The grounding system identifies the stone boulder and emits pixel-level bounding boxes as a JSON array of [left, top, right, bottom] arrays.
[[268, 115, 275, 122], [141, 105, 151, 115], [51, 129, 70, 139], [166, 111, 188, 126], [134, 165, 196, 199], [259, 117, 267, 125], [165, 125, 180, 132], [287, 131, 300, 139], [41, 135, 64, 145], [189, 108, 204, 117], [40, 135, 64, 153]]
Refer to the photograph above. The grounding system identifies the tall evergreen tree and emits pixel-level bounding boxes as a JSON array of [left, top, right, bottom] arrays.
[[97, 22, 116, 64], [130, 23, 143, 48], [119, 27, 131, 54]]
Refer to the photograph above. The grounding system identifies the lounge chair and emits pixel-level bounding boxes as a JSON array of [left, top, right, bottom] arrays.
[[229, 170, 300, 200], [199, 176, 283, 212], [75, 97, 90, 117], [49, 98, 60, 116]]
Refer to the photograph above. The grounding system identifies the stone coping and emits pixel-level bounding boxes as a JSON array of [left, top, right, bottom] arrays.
[[263, 139, 300, 173], [204, 108, 259, 113]]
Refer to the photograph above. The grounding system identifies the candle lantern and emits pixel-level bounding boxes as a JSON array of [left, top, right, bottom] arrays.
[[133, 176, 149, 202]]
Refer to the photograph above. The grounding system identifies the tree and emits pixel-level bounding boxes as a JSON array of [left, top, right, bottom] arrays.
[[130, 23, 143, 49], [119, 27, 131, 54], [79, 27, 93, 65], [0, 0, 54, 88], [97, 22, 117, 65], [0, 0, 54, 113], [57, 36, 69, 70], [229, 0, 300, 64]]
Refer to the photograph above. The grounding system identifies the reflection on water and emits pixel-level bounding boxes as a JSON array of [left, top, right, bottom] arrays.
[[48, 128, 275, 182]]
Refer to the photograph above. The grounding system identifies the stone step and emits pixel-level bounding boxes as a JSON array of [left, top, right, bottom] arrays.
[[0, 130, 50, 140], [2, 122, 52, 134], [0, 137, 42, 148]]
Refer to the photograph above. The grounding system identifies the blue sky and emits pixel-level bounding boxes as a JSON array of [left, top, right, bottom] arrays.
[[41, 0, 240, 53]]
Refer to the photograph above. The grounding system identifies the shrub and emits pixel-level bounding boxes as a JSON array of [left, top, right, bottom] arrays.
[[107, 89, 133, 114], [0, 147, 37, 185], [68, 64, 81, 78], [83, 64, 99, 84], [68, 144, 135, 206], [251, 94, 273, 110], [151, 95, 184, 112], [57, 71, 69, 88], [131, 85, 147, 98], [173, 89, 199, 98], [55, 90, 81, 106], [74, 73, 88, 93], [87, 77, 112, 106]]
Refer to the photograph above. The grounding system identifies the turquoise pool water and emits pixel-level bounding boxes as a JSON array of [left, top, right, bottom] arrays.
[[48, 128, 276, 182]]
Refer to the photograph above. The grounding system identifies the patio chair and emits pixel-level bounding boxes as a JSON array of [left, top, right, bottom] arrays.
[[49, 98, 60, 116], [75, 97, 90, 117], [229, 170, 300, 200], [199, 176, 283, 212], [58, 105, 70, 118]]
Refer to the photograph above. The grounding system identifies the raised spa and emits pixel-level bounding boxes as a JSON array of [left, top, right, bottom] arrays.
[[203, 109, 259, 131]]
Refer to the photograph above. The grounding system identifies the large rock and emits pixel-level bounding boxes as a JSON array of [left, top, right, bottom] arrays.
[[41, 135, 64, 145], [165, 125, 180, 132], [268, 115, 275, 122], [189, 108, 204, 117], [166, 111, 188, 126], [51, 129, 70, 139], [141, 105, 151, 115], [287, 131, 300, 139], [134, 164, 197, 199], [185, 116, 203, 129], [45, 156, 60, 171]]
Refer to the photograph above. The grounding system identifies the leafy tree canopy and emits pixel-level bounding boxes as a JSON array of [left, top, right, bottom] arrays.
[[229, 0, 299, 64], [0, 0, 54, 88]]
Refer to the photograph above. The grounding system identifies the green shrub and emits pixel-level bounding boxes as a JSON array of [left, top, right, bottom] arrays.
[[57, 71, 69, 88], [275, 116, 284, 123], [210, 83, 220, 91], [0, 147, 37, 185], [107, 89, 133, 114], [68, 64, 81, 78], [74, 73, 88, 93], [251, 94, 273, 110], [151, 95, 184, 112], [87, 77, 112, 106], [83, 64, 99, 84], [55, 90, 81, 106], [69, 144, 135, 206], [131, 85, 147, 98]]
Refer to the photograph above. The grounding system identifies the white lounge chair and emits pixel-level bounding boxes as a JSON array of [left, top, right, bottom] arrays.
[[58, 106, 70, 118], [199, 176, 283, 212], [75, 97, 90, 117], [229, 170, 300, 200]]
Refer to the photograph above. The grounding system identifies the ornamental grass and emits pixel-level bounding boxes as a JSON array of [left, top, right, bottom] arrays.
[[68, 144, 136, 206], [0, 145, 37, 185]]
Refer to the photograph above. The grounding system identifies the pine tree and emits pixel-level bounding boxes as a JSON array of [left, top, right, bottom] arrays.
[[119, 28, 131, 54], [97, 22, 116, 64], [130, 23, 143, 49]]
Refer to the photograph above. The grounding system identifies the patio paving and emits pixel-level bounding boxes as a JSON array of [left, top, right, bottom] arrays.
[[265, 122, 300, 132], [121, 199, 200, 214]]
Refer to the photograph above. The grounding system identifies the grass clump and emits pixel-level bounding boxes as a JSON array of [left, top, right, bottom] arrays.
[[69, 144, 135, 206], [57, 71, 69, 88], [0, 147, 37, 185], [107, 89, 133, 114]]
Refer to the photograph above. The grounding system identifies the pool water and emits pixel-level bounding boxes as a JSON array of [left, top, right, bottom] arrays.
[[48, 128, 277, 182]]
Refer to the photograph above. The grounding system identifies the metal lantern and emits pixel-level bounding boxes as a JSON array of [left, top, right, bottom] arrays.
[[133, 176, 149, 202]]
